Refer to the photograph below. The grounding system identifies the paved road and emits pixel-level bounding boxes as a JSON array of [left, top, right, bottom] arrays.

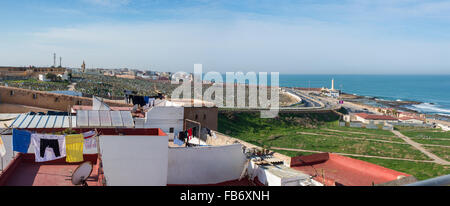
[[392, 130, 450, 165]]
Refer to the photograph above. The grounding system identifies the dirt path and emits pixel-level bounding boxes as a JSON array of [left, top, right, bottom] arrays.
[[270, 147, 435, 163], [392, 130, 450, 165], [296, 131, 408, 145], [298, 131, 450, 148]]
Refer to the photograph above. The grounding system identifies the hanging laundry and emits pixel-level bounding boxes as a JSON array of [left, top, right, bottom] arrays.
[[174, 137, 184, 146], [187, 128, 193, 140], [0, 135, 6, 157], [192, 127, 198, 138], [144, 96, 150, 105], [131, 95, 146, 107], [65, 134, 84, 163], [212, 132, 217, 139], [178, 131, 186, 142], [82, 131, 97, 149], [31, 134, 66, 162], [12, 129, 31, 153]]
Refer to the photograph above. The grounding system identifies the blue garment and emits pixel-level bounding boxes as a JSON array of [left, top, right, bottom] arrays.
[[174, 138, 184, 146], [144, 96, 150, 104], [13, 129, 31, 153]]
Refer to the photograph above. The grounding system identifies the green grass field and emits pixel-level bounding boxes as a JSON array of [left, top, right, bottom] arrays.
[[218, 112, 450, 180]]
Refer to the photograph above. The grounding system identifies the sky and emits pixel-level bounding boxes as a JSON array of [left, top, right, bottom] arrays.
[[0, 0, 450, 74]]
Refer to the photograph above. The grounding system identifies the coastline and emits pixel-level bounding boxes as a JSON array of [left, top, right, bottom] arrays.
[[339, 92, 450, 122]]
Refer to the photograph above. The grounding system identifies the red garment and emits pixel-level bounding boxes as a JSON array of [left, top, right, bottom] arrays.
[[187, 128, 193, 140]]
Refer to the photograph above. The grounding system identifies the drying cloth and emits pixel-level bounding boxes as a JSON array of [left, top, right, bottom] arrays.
[[65, 134, 84, 163], [0, 135, 6, 157], [12, 129, 31, 153], [82, 131, 97, 149], [174, 138, 184, 146], [187, 128, 193, 140], [31, 134, 66, 162]]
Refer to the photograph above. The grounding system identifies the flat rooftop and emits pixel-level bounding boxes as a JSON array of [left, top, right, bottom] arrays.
[[0, 154, 102, 186], [291, 153, 413, 186]]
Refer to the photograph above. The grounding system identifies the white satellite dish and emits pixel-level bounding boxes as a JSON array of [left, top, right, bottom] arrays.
[[71, 161, 93, 186]]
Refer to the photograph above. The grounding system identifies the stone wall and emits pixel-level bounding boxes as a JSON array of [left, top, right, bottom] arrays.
[[184, 106, 218, 131], [0, 86, 129, 112]]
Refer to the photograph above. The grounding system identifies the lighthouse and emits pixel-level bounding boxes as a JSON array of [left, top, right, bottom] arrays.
[[331, 78, 335, 91]]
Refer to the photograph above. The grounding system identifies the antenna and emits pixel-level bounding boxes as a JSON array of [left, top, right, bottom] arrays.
[[71, 161, 93, 186]]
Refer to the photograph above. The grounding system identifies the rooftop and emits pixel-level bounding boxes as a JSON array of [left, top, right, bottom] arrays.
[[291, 153, 414, 186], [0, 153, 103, 186], [355, 113, 398, 121]]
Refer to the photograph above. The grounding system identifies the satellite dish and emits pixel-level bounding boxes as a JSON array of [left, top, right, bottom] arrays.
[[71, 161, 93, 186]]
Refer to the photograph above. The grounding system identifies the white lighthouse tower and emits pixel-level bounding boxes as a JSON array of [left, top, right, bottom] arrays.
[[331, 78, 335, 91]]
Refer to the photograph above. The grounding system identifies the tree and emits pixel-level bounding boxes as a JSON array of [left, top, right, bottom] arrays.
[[45, 73, 58, 81]]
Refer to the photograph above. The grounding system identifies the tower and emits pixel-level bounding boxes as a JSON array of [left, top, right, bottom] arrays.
[[59, 57, 62, 67], [331, 78, 335, 90], [81, 61, 86, 73], [53, 53, 56, 67]]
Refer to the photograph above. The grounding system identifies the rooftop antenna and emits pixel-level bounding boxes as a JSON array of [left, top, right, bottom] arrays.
[[71, 161, 93, 186]]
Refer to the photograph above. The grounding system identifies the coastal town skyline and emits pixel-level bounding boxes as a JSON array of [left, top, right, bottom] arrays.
[[1, 0, 450, 74]]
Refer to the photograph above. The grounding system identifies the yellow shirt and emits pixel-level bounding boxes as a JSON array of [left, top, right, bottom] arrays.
[[65, 134, 84, 163]]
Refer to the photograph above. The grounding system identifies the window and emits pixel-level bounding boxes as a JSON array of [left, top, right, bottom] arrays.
[[33, 94, 37, 99], [55, 97, 59, 102], [9, 90, 14, 96], [203, 114, 207, 120], [195, 114, 198, 120]]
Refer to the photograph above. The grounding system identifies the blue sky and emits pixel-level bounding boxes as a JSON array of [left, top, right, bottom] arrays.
[[1, 0, 450, 74]]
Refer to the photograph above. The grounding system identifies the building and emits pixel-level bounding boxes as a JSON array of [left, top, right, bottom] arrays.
[[399, 117, 424, 124], [0, 66, 66, 80], [321, 78, 340, 98], [354, 113, 399, 124]]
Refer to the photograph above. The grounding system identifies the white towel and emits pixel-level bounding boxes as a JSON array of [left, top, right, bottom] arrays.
[[82, 131, 97, 149], [0, 135, 6, 157], [31, 134, 66, 162]]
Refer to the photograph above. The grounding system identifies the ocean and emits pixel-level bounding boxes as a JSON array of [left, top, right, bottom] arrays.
[[278, 74, 450, 116]]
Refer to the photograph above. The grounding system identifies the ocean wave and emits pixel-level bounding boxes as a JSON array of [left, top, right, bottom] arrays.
[[409, 103, 450, 115]]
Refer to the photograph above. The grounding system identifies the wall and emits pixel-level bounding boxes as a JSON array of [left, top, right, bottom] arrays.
[[184, 107, 218, 131], [100, 135, 168, 186], [167, 144, 246, 185], [0, 86, 129, 112], [145, 106, 184, 140]]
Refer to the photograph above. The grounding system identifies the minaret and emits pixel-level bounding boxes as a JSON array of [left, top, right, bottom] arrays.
[[81, 61, 86, 73], [53, 53, 56, 67], [331, 78, 335, 90]]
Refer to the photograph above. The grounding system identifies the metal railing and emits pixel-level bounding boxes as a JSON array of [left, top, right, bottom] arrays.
[[406, 174, 450, 186]]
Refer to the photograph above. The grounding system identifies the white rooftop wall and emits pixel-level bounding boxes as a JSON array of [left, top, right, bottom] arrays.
[[167, 144, 247, 185], [100, 135, 169, 186], [145, 106, 183, 140]]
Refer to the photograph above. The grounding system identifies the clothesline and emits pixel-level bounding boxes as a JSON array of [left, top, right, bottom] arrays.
[[7, 129, 99, 163]]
